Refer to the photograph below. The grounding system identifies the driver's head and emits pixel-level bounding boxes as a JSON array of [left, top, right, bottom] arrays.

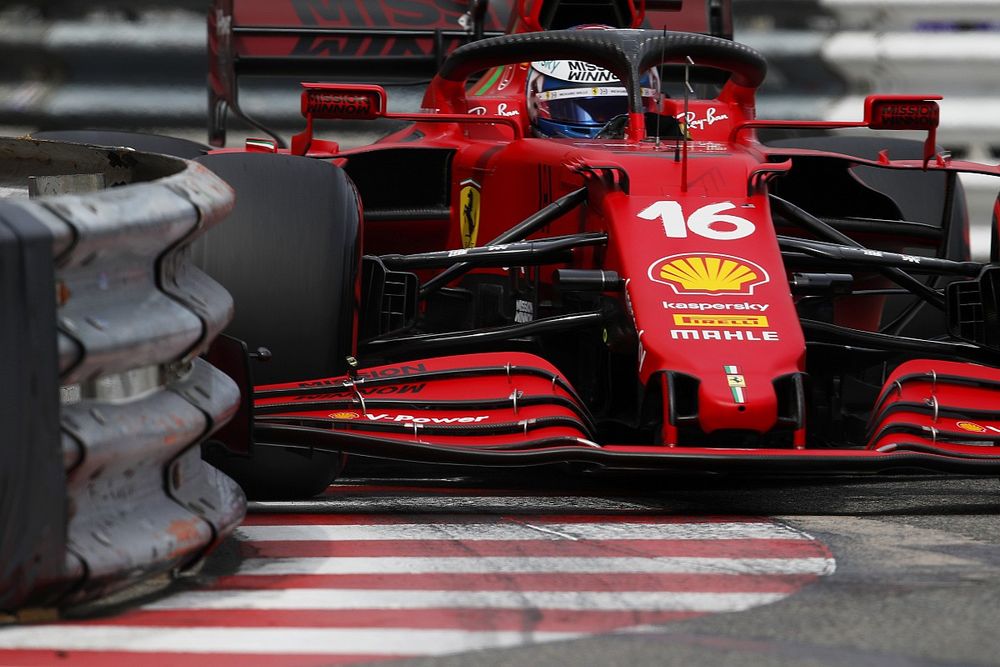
[[526, 27, 659, 139]]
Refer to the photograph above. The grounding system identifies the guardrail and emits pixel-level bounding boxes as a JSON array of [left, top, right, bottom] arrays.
[[0, 136, 244, 613]]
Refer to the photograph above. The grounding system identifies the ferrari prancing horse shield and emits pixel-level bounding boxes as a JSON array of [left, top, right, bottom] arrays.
[[460, 179, 481, 248]]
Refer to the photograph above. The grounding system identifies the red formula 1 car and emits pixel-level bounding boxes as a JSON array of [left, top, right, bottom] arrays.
[[66, 0, 1000, 498]]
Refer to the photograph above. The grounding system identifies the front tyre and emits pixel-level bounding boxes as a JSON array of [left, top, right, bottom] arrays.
[[194, 153, 361, 499]]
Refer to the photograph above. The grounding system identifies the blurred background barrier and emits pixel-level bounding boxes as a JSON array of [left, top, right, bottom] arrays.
[[0, 1, 995, 240], [0, 136, 244, 614], [738, 0, 1000, 251], [0, 2, 993, 152]]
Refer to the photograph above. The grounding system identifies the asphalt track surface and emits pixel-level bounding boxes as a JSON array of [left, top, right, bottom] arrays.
[[1, 468, 999, 666]]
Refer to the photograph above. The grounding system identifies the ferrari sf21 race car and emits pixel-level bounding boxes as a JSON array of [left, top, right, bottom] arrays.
[[81, 0, 1000, 499]]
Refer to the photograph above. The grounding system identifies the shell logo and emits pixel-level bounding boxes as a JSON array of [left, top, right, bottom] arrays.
[[648, 253, 769, 296], [329, 411, 360, 419], [956, 421, 986, 433]]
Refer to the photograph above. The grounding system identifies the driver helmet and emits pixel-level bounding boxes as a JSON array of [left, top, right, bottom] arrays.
[[527, 27, 660, 139]]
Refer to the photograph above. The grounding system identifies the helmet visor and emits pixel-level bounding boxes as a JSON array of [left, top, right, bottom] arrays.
[[540, 95, 628, 125], [534, 85, 658, 126]]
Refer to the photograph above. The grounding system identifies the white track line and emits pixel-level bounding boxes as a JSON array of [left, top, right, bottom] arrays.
[[0, 626, 580, 655], [0, 508, 836, 663], [234, 555, 834, 576], [143, 589, 789, 612], [252, 496, 652, 511], [237, 521, 803, 542]]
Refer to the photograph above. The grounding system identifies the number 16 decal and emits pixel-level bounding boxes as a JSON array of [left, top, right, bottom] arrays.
[[638, 201, 755, 241]]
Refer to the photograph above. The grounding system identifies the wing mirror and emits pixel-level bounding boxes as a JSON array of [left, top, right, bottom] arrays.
[[301, 83, 387, 120], [864, 95, 941, 166], [292, 83, 388, 155]]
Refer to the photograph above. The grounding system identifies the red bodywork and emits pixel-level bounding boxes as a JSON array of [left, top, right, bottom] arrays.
[[216, 0, 1000, 474]]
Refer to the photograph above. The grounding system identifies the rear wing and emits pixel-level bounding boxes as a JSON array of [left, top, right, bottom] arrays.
[[208, 0, 733, 146]]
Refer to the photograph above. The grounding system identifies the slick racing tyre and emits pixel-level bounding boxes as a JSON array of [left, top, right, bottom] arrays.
[[194, 153, 361, 500], [31, 129, 211, 159], [991, 194, 1000, 263]]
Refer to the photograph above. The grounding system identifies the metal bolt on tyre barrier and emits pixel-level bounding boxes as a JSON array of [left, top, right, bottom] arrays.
[[0, 137, 244, 612]]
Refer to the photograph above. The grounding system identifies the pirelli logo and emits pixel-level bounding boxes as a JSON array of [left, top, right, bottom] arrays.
[[672, 314, 769, 328]]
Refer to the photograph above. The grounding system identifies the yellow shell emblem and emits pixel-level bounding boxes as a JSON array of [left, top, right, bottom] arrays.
[[329, 411, 360, 419], [648, 253, 768, 296], [956, 421, 986, 433]]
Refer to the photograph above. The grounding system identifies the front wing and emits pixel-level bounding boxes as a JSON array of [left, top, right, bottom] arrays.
[[250, 352, 1000, 475]]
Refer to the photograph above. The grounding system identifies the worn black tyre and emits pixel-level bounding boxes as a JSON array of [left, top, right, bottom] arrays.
[[31, 129, 211, 160], [194, 153, 361, 499], [991, 194, 1000, 262], [202, 442, 346, 501]]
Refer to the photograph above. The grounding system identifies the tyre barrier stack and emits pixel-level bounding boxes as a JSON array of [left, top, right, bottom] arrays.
[[0, 136, 244, 613]]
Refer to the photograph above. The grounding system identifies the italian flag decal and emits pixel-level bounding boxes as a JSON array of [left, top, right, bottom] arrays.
[[724, 365, 746, 404]]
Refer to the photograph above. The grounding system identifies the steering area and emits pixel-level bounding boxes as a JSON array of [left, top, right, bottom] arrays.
[[427, 28, 767, 140]]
